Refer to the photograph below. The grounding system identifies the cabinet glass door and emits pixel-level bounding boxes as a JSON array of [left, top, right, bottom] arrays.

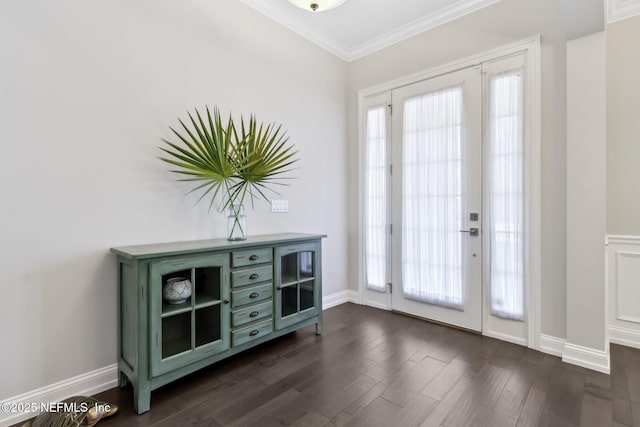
[[150, 254, 230, 377], [275, 242, 321, 330]]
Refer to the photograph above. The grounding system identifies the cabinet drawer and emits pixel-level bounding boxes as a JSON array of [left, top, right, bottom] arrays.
[[232, 320, 273, 347], [232, 301, 273, 328], [231, 265, 273, 288], [232, 248, 273, 268], [232, 283, 272, 308]]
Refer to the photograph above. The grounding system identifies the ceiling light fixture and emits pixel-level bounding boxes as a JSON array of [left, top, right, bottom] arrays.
[[287, 0, 348, 12]]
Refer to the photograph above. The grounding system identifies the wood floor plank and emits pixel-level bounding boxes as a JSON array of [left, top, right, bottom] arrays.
[[343, 396, 402, 427], [543, 365, 585, 426], [464, 362, 512, 408], [325, 411, 353, 427], [485, 411, 517, 427], [515, 387, 547, 427], [532, 355, 559, 392], [440, 396, 490, 427], [585, 370, 614, 400], [290, 411, 330, 427], [632, 401, 640, 427], [380, 356, 447, 406], [259, 371, 377, 425], [420, 376, 475, 427], [343, 359, 416, 416], [624, 348, 640, 403], [421, 358, 470, 400], [493, 359, 539, 419], [537, 410, 578, 427], [580, 394, 613, 427], [393, 393, 438, 427], [255, 336, 345, 385], [227, 388, 300, 427], [212, 376, 298, 425], [612, 396, 633, 426], [612, 346, 632, 400], [149, 377, 265, 427], [362, 356, 417, 383], [312, 374, 380, 420], [428, 332, 468, 363]]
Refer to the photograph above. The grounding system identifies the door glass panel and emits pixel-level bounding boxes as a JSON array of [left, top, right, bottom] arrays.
[[195, 305, 221, 347], [300, 251, 314, 279], [488, 70, 524, 321], [402, 86, 464, 310], [162, 312, 191, 358], [281, 284, 298, 317], [281, 253, 297, 284], [364, 105, 388, 292], [300, 280, 315, 311]]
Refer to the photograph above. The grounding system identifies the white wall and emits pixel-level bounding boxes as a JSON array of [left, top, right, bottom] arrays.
[[565, 32, 606, 353], [0, 0, 348, 400], [607, 16, 640, 235], [347, 0, 569, 339]]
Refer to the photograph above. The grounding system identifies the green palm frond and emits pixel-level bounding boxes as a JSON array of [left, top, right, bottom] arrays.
[[160, 106, 298, 211]]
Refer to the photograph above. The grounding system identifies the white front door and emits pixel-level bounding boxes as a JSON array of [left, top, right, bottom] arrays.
[[390, 66, 483, 331], [362, 51, 532, 342]]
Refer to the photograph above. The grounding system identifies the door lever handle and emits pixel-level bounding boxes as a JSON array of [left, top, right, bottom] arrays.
[[459, 228, 479, 236]]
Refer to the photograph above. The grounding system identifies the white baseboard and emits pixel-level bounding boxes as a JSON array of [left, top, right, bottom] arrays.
[[609, 325, 640, 350], [0, 364, 118, 427], [539, 334, 611, 374], [323, 290, 358, 310], [562, 342, 610, 374], [539, 334, 566, 357]]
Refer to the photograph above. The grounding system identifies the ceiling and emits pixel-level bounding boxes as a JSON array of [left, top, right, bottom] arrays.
[[239, 0, 607, 61], [238, 0, 502, 61]]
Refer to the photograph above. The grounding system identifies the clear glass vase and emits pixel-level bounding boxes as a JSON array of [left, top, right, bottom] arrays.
[[227, 204, 247, 241]]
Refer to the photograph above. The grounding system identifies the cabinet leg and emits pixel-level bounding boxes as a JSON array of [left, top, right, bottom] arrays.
[[118, 371, 130, 389], [133, 382, 151, 414], [315, 313, 323, 335]]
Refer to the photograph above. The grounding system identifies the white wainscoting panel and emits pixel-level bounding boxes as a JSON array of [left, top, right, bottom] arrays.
[[607, 235, 640, 349]]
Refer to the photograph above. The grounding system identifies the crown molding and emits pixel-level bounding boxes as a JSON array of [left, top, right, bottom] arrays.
[[239, 0, 501, 62], [607, 0, 640, 23], [348, 0, 501, 61]]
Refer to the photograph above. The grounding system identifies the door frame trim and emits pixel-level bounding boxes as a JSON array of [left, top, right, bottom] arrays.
[[356, 36, 541, 351]]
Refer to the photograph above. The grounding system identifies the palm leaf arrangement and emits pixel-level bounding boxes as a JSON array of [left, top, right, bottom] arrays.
[[160, 106, 298, 240]]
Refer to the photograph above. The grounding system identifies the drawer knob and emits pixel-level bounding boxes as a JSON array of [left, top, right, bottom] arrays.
[[249, 255, 259, 261], [249, 292, 260, 299], [249, 311, 259, 318], [249, 273, 259, 280], [250, 330, 259, 336]]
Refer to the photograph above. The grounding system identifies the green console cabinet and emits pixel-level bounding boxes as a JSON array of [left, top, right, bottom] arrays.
[[111, 233, 325, 414]]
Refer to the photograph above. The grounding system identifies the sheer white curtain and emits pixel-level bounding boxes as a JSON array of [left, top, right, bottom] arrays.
[[365, 106, 387, 292], [402, 86, 464, 310], [488, 70, 524, 320]]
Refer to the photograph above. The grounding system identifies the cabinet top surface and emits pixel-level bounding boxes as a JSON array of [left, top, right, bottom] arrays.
[[111, 233, 326, 260]]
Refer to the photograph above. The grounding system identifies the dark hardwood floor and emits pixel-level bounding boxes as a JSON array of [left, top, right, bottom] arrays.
[[25, 304, 640, 426]]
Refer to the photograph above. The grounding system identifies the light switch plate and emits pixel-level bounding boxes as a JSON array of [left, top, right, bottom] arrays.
[[271, 199, 288, 213]]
